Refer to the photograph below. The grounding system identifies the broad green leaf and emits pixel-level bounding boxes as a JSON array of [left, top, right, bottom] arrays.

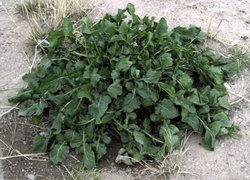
[[159, 53, 173, 67], [159, 82, 176, 99], [208, 66, 223, 84], [103, 19, 116, 35], [222, 62, 240, 79], [160, 122, 180, 150], [47, 30, 65, 48], [218, 97, 230, 110], [202, 121, 222, 150], [82, 16, 91, 34], [49, 142, 70, 164], [77, 84, 92, 100], [8, 89, 32, 103], [94, 142, 107, 160], [111, 70, 120, 80], [88, 95, 112, 119], [213, 112, 232, 127], [133, 131, 146, 146], [136, 82, 159, 105], [155, 99, 179, 119], [64, 129, 82, 148], [127, 3, 135, 15], [62, 18, 73, 37], [118, 21, 129, 34], [197, 105, 210, 115], [122, 93, 141, 113], [156, 18, 168, 35], [107, 80, 123, 98], [182, 113, 201, 133], [90, 69, 102, 87], [64, 100, 80, 116], [40, 75, 62, 92], [48, 93, 68, 105], [22, 73, 39, 88], [83, 145, 95, 169], [33, 135, 49, 153], [178, 73, 193, 89], [77, 130, 96, 169], [142, 69, 161, 83], [18, 100, 47, 116], [96, 114, 114, 124], [51, 113, 64, 134], [102, 135, 112, 144], [116, 57, 133, 72]]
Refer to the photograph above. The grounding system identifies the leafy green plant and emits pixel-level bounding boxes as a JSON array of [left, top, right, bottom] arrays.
[[9, 3, 241, 169]]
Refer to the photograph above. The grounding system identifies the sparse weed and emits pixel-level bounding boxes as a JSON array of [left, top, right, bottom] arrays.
[[69, 167, 100, 180], [229, 47, 250, 67]]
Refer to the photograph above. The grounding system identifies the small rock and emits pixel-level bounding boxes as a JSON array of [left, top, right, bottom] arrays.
[[26, 174, 35, 180], [241, 36, 249, 40]]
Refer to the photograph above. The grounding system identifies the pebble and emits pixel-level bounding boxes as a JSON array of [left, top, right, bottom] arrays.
[[27, 174, 35, 180]]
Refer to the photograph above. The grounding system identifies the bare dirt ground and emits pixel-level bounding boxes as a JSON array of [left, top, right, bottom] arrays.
[[0, 0, 250, 179]]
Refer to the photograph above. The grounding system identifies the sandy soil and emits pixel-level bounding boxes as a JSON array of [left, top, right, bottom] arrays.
[[0, 0, 30, 116], [0, 0, 250, 179]]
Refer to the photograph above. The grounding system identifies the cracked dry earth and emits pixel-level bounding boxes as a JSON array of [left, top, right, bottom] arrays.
[[1, 0, 250, 179]]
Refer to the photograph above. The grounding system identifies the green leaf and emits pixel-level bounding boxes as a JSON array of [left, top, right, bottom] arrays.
[[64, 130, 82, 148], [8, 89, 32, 103], [49, 142, 70, 164], [222, 62, 240, 79], [159, 53, 173, 67], [33, 134, 49, 153], [142, 69, 161, 83], [116, 57, 133, 72], [213, 112, 232, 127], [64, 100, 80, 116], [136, 82, 159, 105], [47, 30, 65, 48], [218, 97, 230, 110], [208, 66, 223, 84], [82, 16, 91, 34], [102, 135, 112, 144], [160, 122, 180, 150], [122, 93, 141, 113], [155, 99, 179, 119], [202, 121, 222, 150], [133, 131, 146, 146], [107, 80, 123, 98], [127, 3, 135, 15], [83, 145, 96, 169], [77, 84, 92, 100], [156, 18, 168, 35], [178, 73, 193, 89], [103, 19, 116, 35], [90, 69, 102, 87], [18, 100, 47, 116], [62, 18, 74, 37], [51, 113, 64, 134], [159, 83, 176, 99], [88, 95, 112, 119], [94, 142, 107, 160], [182, 113, 201, 133], [22, 73, 39, 88]]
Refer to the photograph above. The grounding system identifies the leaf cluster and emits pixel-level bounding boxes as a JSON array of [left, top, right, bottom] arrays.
[[9, 3, 241, 168]]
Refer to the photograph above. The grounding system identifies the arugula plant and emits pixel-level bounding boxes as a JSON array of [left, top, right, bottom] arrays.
[[9, 3, 241, 169]]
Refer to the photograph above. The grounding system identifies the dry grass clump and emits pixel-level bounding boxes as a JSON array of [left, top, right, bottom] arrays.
[[16, 0, 95, 42]]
